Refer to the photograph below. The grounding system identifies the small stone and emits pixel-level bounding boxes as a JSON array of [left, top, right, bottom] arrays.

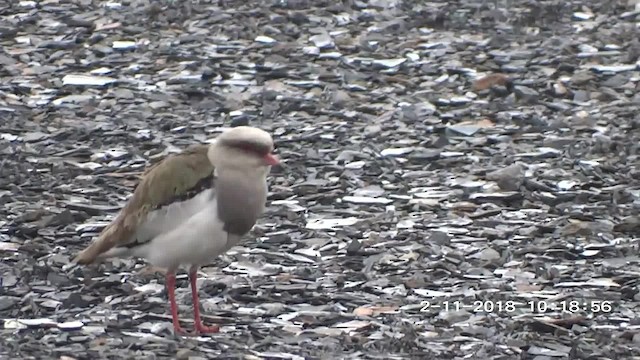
[[113, 88, 134, 99], [573, 90, 590, 102], [176, 349, 194, 360], [570, 71, 594, 85], [513, 85, 539, 103], [486, 163, 525, 191], [0, 296, 18, 311]]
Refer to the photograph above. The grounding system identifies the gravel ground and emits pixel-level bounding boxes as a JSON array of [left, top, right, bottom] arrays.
[[1, 0, 640, 359]]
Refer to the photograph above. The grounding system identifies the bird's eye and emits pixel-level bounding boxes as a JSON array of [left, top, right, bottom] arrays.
[[233, 142, 272, 158]]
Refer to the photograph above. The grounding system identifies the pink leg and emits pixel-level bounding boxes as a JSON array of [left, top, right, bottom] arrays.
[[189, 267, 220, 334], [165, 271, 188, 335]]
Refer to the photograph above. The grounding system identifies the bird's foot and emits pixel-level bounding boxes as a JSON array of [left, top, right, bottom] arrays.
[[172, 324, 219, 336], [173, 324, 191, 336], [194, 323, 220, 334]]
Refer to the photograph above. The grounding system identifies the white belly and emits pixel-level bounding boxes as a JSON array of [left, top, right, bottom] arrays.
[[128, 190, 238, 270]]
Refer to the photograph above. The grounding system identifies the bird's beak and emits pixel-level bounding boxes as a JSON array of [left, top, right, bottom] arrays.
[[263, 153, 280, 166]]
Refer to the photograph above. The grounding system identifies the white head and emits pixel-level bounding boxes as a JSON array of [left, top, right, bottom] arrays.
[[207, 126, 279, 174]]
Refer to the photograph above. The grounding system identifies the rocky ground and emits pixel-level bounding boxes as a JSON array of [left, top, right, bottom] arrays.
[[1, 0, 640, 359]]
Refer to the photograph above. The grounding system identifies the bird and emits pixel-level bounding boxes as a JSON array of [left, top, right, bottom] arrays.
[[74, 126, 279, 335]]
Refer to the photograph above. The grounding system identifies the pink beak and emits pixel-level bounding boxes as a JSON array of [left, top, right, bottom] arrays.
[[263, 153, 280, 166]]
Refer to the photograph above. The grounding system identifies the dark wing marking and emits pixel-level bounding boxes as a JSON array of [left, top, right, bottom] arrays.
[[119, 174, 216, 249], [154, 173, 214, 210]]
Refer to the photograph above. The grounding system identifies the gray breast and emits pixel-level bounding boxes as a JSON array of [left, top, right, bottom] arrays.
[[215, 172, 267, 236]]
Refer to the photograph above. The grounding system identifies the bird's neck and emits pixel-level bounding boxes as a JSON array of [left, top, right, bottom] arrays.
[[217, 166, 269, 181]]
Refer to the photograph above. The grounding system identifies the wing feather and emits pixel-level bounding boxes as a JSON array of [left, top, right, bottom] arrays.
[[73, 144, 214, 264]]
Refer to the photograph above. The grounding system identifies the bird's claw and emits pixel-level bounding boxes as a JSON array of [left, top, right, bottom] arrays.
[[173, 324, 219, 336], [173, 325, 190, 336], [195, 324, 220, 334]]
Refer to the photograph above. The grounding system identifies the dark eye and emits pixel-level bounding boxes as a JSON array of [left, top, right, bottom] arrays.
[[232, 141, 271, 157]]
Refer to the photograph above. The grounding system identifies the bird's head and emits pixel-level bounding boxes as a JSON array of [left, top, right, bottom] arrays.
[[207, 126, 279, 175]]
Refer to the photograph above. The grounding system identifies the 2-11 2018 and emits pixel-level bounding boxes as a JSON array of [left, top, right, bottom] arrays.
[[420, 300, 614, 314]]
